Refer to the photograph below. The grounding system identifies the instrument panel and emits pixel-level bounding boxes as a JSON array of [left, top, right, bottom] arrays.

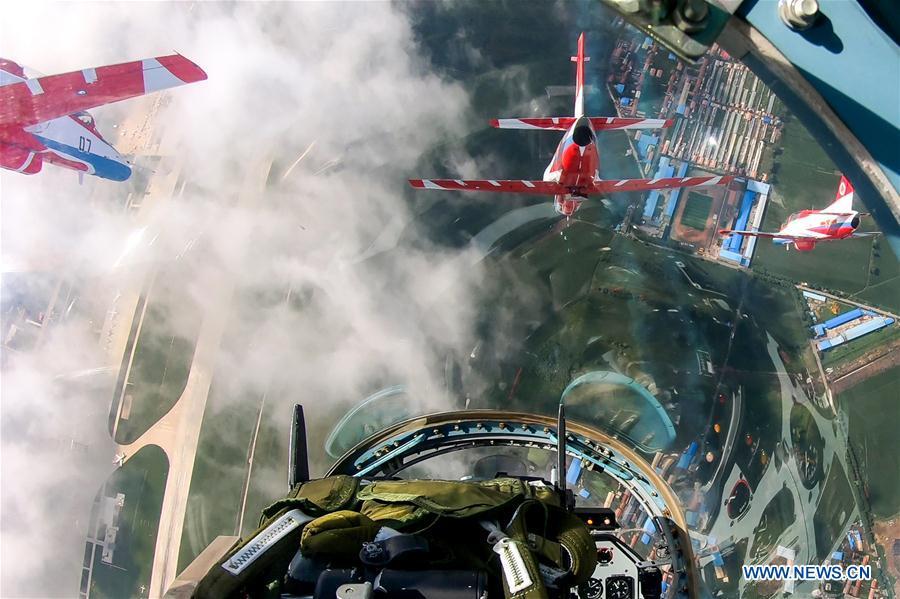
[[576, 534, 659, 599]]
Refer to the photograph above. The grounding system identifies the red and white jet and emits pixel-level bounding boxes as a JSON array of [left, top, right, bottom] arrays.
[[719, 176, 877, 251], [410, 33, 731, 217], [0, 54, 206, 181]]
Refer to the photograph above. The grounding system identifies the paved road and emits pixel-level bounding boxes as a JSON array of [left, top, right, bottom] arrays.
[[705, 333, 856, 596], [109, 159, 271, 598]]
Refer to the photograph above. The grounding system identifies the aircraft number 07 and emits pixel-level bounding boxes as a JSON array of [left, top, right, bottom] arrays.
[[79, 136, 92, 152]]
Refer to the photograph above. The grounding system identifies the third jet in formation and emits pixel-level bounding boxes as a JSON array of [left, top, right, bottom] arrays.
[[410, 33, 731, 216], [720, 175, 877, 251], [0, 54, 206, 181]]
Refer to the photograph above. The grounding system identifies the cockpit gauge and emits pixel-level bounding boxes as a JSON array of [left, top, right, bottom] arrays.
[[581, 577, 603, 599], [606, 575, 634, 599]]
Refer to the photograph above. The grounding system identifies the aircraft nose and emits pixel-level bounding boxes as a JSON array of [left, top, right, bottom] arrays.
[[572, 116, 594, 147]]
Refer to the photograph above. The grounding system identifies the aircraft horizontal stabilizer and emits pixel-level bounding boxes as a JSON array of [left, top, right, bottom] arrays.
[[590, 175, 731, 194], [409, 179, 565, 195], [489, 117, 674, 131], [590, 117, 674, 130]]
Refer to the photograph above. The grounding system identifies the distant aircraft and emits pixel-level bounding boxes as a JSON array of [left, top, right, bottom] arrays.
[[719, 176, 878, 251], [410, 33, 731, 216], [0, 54, 206, 181]]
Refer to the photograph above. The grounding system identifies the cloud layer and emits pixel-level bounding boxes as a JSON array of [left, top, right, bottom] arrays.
[[2, 3, 487, 595]]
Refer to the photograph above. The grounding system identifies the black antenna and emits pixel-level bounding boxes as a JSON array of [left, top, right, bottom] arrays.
[[557, 398, 566, 495], [288, 404, 310, 488]]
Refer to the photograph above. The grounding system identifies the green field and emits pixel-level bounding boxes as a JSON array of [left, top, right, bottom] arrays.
[[752, 118, 900, 312], [750, 486, 795, 562], [177, 387, 259, 572], [821, 324, 900, 368], [88, 445, 168, 599], [482, 226, 814, 476], [840, 366, 900, 519], [813, 459, 855, 561], [789, 403, 825, 489], [178, 288, 298, 572], [115, 300, 201, 444], [680, 192, 713, 231]]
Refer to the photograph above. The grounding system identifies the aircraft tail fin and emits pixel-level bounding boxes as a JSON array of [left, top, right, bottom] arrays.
[[824, 175, 855, 213], [571, 32, 589, 117]]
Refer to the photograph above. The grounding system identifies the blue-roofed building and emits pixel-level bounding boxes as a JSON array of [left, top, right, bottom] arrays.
[[566, 459, 583, 486], [668, 52, 677, 60], [578, 488, 591, 499], [644, 190, 661, 220], [718, 180, 770, 268], [663, 162, 690, 219], [719, 249, 745, 264], [636, 134, 660, 160], [802, 290, 827, 303], [724, 190, 755, 253], [644, 158, 676, 221], [844, 317, 894, 342], [615, 83, 625, 94], [621, 97, 632, 106], [677, 441, 698, 470], [685, 510, 700, 527], [812, 308, 875, 338], [818, 335, 846, 351], [639, 517, 655, 545]]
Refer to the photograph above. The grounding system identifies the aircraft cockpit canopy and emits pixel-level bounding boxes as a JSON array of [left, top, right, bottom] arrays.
[[74, 111, 95, 129]]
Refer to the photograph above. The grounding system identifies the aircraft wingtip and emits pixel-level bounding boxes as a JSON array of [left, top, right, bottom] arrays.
[[161, 53, 208, 83]]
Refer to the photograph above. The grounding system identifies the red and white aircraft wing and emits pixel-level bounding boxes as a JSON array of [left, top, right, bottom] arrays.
[[489, 117, 673, 131], [409, 179, 566, 195], [0, 54, 207, 127], [589, 175, 731, 195], [589, 117, 674, 131], [722, 229, 878, 240]]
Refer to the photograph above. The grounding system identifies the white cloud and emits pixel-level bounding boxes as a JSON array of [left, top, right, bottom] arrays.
[[1, 3, 486, 596]]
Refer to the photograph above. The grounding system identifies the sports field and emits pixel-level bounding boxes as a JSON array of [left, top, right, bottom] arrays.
[[840, 366, 900, 519], [680, 192, 713, 231]]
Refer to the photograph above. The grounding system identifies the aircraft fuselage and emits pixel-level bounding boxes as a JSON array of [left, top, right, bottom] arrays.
[[544, 116, 600, 216], [774, 210, 860, 250]]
